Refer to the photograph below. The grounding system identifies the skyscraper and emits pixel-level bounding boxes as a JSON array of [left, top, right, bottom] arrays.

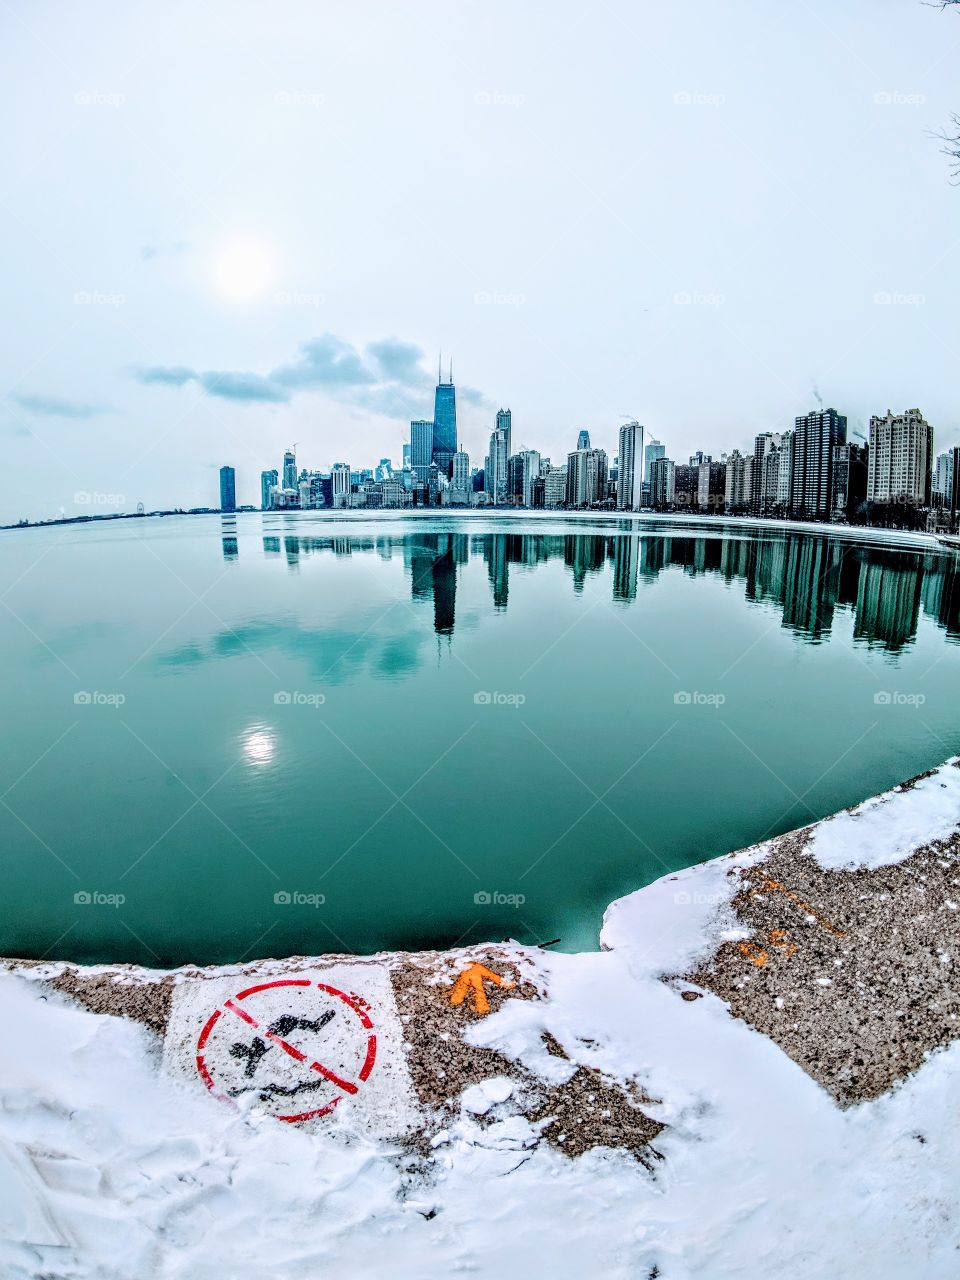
[[867, 408, 932, 506], [485, 422, 510, 504], [643, 438, 665, 489], [496, 408, 512, 459], [934, 450, 956, 507], [410, 420, 434, 479], [576, 429, 591, 451], [260, 469, 278, 511], [792, 409, 847, 518], [566, 448, 607, 507], [283, 448, 297, 491], [617, 421, 644, 511], [331, 462, 351, 508], [219, 465, 236, 513], [432, 358, 457, 475]]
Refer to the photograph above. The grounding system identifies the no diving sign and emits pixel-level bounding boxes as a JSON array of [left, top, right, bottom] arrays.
[[196, 979, 377, 1122], [163, 964, 419, 1136]]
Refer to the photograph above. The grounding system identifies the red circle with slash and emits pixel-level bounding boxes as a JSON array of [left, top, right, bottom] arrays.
[[195, 978, 377, 1122]]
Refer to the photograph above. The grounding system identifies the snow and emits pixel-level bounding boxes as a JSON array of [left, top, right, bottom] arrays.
[[810, 758, 960, 871], [4, 786, 960, 1277], [460, 1077, 515, 1115]]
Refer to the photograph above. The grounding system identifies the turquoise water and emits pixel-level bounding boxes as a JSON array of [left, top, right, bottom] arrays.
[[2, 512, 959, 964]]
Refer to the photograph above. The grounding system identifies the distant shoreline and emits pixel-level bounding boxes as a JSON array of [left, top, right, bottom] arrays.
[[1, 504, 947, 552]]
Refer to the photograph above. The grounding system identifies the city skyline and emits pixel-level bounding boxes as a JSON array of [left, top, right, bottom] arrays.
[[2, 1, 960, 525]]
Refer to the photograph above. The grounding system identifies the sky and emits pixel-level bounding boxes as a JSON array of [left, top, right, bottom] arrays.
[[1, 0, 959, 520]]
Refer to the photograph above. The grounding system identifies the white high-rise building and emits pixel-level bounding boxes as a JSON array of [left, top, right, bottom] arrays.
[[934, 450, 955, 506], [331, 462, 351, 508], [867, 408, 933, 505], [617, 421, 644, 511]]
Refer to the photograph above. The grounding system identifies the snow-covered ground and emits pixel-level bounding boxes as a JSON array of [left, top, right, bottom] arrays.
[[4, 761, 960, 1279]]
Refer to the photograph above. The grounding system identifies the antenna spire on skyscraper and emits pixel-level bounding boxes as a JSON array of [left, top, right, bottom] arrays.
[[449, 357, 453, 384], [438, 350, 442, 384]]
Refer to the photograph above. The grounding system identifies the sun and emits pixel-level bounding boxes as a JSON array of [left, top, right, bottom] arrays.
[[212, 236, 275, 301]]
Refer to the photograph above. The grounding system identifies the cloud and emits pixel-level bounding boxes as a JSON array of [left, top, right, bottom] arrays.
[[141, 240, 189, 261], [131, 332, 492, 417], [134, 366, 198, 386], [271, 335, 378, 390], [10, 393, 111, 419], [198, 371, 288, 402], [366, 338, 430, 388]]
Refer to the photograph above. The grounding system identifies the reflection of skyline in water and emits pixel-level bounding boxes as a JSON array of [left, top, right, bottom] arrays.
[[219, 520, 960, 655]]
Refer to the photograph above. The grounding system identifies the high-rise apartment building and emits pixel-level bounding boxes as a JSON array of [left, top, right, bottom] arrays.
[[219, 465, 236, 513], [934, 450, 956, 507], [831, 443, 868, 519], [410, 420, 434, 481], [724, 450, 752, 512], [791, 409, 847, 517], [867, 409, 932, 506], [331, 462, 351, 508], [649, 457, 675, 509], [282, 449, 297, 491], [260, 469, 278, 511], [566, 448, 608, 507], [644, 438, 665, 490], [617, 421, 644, 511]]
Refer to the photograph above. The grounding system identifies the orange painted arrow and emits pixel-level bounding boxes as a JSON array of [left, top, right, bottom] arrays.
[[449, 963, 514, 1016]]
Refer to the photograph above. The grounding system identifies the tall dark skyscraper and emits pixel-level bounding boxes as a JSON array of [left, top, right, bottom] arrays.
[[792, 409, 846, 518], [432, 357, 457, 475], [219, 465, 236, 512]]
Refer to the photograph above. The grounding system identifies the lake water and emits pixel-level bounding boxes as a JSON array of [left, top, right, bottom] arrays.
[[2, 512, 960, 965]]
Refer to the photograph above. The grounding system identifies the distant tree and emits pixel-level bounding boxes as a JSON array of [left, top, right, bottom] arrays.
[[932, 1, 960, 178]]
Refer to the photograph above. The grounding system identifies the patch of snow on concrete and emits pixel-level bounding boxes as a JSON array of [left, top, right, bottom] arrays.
[[810, 758, 960, 871]]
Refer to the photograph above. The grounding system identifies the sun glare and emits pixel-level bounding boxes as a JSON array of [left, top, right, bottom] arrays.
[[212, 237, 275, 302]]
